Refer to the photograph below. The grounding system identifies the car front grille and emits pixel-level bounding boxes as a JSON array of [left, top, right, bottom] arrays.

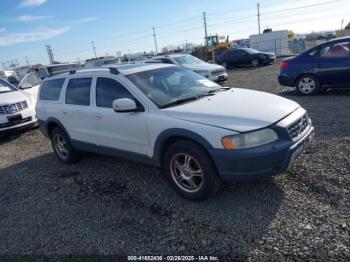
[[212, 68, 226, 75], [287, 114, 309, 139], [0, 101, 28, 115]]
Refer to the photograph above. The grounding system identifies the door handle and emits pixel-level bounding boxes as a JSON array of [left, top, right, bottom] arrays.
[[62, 111, 68, 114], [96, 115, 102, 119]]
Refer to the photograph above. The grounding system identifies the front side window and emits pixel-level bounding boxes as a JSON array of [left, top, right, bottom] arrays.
[[0, 79, 17, 93], [126, 66, 220, 108], [39, 78, 65, 101], [66, 78, 92, 106], [319, 41, 350, 58], [96, 77, 134, 108]]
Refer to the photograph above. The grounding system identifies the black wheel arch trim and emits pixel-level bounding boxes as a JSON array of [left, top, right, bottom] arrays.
[[153, 128, 214, 167], [294, 73, 320, 87], [40, 117, 71, 140]]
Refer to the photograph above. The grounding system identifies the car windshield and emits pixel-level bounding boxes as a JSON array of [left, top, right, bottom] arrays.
[[172, 55, 204, 65], [0, 79, 17, 93], [126, 66, 221, 108], [242, 48, 260, 54]]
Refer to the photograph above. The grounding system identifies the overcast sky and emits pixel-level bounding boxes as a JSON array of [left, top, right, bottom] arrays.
[[1, 0, 350, 65]]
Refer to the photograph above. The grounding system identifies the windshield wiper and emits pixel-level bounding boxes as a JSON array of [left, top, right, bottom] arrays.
[[160, 93, 214, 109], [208, 87, 232, 94]]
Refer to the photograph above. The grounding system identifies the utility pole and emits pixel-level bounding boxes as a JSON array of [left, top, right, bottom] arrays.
[[25, 56, 30, 67], [257, 3, 261, 34], [341, 19, 344, 30], [46, 45, 54, 64], [91, 41, 97, 58], [152, 27, 158, 55], [203, 12, 208, 46]]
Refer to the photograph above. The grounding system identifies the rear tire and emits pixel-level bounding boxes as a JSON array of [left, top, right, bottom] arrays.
[[296, 74, 320, 95], [50, 127, 81, 164], [163, 140, 221, 201]]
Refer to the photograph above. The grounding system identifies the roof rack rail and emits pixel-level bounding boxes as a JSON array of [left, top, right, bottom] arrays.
[[109, 67, 120, 75]]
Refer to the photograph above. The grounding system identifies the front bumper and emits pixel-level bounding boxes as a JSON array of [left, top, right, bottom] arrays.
[[0, 108, 37, 136], [209, 125, 314, 182], [209, 73, 228, 83]]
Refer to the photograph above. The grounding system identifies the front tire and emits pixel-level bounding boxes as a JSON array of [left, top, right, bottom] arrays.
[[221, 62, 228, 69], [251, 58, 259, 67], [50, 127, 81, 164], [296, 74, 320, 95], [163, 140, 221, 201]]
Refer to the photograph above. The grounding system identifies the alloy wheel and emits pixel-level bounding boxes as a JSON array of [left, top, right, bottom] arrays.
[[298, 77, 316, 94], [170, 153, 204, 193], [252, 59, 259, 67], [53, 133, 68, 160]]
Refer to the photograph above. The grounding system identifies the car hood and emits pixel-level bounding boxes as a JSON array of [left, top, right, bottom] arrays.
[[164, 88, 299, 132], [260, 52, 275, 56], [0, 90, 30, 105], [182, 63, 225, 72]]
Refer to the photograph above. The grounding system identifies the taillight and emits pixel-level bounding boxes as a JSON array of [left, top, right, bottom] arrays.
[[280, 61, 288, 69]]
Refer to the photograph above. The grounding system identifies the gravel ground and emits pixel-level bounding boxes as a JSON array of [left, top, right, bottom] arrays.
[[0, 63, 349, 261]]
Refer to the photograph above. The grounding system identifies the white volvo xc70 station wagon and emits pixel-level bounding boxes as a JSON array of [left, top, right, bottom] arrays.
[[36, 64, 314, 200]]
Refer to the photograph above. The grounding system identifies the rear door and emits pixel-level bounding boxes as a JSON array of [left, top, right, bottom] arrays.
[[312, 40, 350, 87], [61, 77, 95, 143]]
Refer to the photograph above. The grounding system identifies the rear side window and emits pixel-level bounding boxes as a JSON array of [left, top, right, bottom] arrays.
[[39, 78, 65, 101], [96, 77, 134, 108], [66, 78, 92, 106]]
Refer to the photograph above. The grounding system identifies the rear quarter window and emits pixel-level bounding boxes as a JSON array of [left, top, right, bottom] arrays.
[[39, 78, 65, 101]]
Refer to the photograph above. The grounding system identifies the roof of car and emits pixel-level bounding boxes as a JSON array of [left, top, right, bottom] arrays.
[[45, 63, 175, 80], [152, 54, 188, 59]]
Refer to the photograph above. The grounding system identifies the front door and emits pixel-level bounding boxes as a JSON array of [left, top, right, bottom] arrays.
[[92, 77, 150, 156]]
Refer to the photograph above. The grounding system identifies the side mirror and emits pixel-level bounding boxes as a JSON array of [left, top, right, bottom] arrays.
[[19, 83, 32, 89], [112, 98, 143, 113]]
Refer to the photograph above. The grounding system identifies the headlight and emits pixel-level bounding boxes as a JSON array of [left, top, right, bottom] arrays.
[[221, 128, 278, 149], [193, 70, 209, 75]]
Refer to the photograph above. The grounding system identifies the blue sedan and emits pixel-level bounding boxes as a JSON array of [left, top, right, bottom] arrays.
[[279, 37, 350, 95]]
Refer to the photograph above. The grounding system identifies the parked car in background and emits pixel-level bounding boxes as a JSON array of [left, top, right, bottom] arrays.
[[0, 70, 20, 87], [146, 54, 228, 83], [18, 71, 41, 101], [38, 63, 82, 80], [279, 37, 350, 95], [217, 48, 276, 68], [0, 79, 37, 136], [37, 64, 314, 200], [84, 57, 121, 68]]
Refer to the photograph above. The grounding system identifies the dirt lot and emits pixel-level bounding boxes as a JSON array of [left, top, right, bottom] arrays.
[[0, 64, 349, 261]]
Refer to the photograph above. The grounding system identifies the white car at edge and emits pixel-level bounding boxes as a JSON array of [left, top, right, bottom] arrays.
[[0, 79, 37, 136], [36, 64, 314, 200], [146, 54, 228, 83]]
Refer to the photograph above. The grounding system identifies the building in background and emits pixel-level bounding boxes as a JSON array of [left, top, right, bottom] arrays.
[[249, 30, 289, 56], [336, 22, 350, 37]]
